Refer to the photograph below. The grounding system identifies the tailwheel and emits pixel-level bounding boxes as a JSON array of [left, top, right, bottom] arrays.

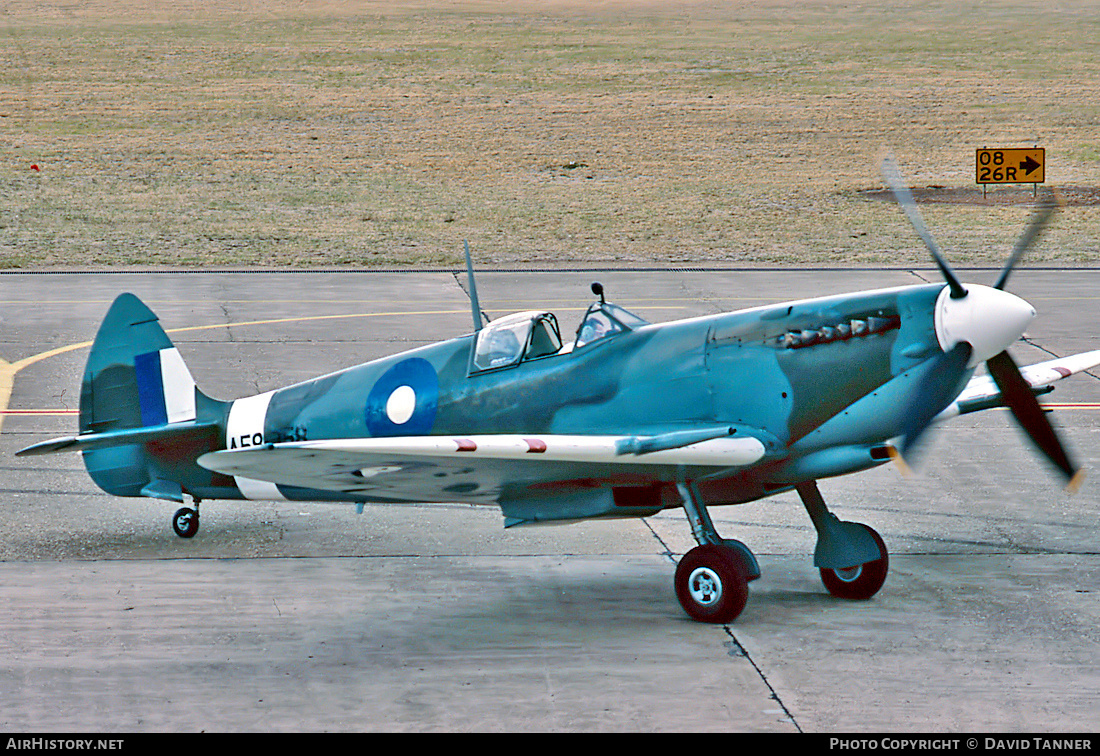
[[172, 507, 200, 539], [675, 543, 749, 624], [819, 525, 888, 600]]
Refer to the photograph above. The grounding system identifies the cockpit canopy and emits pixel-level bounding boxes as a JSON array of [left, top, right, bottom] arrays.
[[575, 301, 649, 349], [472, 311, 563, 372], [469, 293, 650, 374]]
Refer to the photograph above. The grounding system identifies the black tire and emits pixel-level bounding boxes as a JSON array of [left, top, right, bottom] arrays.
[[674, 543, 750, 624], [820, 525, 888, 600], [172, 507, 199, 539]]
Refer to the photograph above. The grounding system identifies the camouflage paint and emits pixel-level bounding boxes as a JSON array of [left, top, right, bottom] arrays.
[[64, 283, 957, 520]]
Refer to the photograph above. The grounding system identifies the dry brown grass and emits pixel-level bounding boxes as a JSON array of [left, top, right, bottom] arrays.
[[2, 0, 1099, 269]]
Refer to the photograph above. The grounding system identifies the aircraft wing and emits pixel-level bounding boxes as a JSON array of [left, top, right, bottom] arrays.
[[938, 349, 1100, 420], [197, 431, 769, 516]]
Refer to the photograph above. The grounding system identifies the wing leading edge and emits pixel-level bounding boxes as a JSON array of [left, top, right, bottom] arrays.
[[197, 431, 769, 506]]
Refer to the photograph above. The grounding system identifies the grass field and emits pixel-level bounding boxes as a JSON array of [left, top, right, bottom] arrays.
[[1, 0, 1099, 269]]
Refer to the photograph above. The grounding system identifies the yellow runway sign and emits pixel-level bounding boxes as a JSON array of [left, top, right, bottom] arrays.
[[976, 148, 1045, 184]]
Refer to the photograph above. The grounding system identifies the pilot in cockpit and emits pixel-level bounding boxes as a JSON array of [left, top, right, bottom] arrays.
[[485, 328, 521, 367]]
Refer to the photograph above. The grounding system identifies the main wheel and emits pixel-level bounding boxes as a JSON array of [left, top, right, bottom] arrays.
[[172, 507, 199, 539], [675, 544, 750, 624], [820, 524, 888, 600]]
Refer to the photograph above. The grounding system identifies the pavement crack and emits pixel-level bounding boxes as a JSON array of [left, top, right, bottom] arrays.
[[451, 270, 489, 327], [220, 304, 235, 342], [641, 518, 676, 562], [1020, 336, 1062, 360], [723, 627, 803, 732], [451, 269, 476, 305]]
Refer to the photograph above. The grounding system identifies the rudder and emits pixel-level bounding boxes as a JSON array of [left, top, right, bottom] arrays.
[[79, 293, 228, 500]]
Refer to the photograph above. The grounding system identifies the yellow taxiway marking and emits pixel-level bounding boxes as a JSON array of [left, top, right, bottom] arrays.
[[0, 342, 95, 435], [0, 305, 689, 433], [0, 309, 469, 433]]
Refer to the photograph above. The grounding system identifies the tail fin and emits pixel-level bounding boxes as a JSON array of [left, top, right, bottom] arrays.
[[19, 293, 230, 501], [81, 293, 199, 433]]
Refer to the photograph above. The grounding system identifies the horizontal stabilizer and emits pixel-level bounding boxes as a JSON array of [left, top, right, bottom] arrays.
[[16, 420, 220, 457]]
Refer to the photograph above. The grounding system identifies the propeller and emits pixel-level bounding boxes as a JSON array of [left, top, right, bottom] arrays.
[[881, 155, 968, 299], [992, 189, 1062, 291], [881, 157, 1083, 491], [896, 340, 973, 465], [986, 350, 1085, 492]]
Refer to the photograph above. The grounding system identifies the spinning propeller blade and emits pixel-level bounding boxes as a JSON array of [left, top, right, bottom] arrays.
[[985, 350, 1084, 492], [897, 341, 973, 466], [993, 189, 1062, 291], [881, 155, 968, 299]]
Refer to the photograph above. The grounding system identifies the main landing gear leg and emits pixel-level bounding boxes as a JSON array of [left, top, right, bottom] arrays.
[[796, 480, 888, 600], [673, 482, 759, 624]]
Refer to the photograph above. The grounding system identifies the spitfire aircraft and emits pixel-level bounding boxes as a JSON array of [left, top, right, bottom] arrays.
[[17, 159, 1100, 623]]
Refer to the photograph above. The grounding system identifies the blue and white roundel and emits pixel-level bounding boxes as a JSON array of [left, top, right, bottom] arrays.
[[365, 358, 439, 436]]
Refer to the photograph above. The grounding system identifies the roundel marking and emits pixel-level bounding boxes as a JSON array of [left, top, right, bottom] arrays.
[[385, 385, 417, 425], [366, 358, 439, 436]]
